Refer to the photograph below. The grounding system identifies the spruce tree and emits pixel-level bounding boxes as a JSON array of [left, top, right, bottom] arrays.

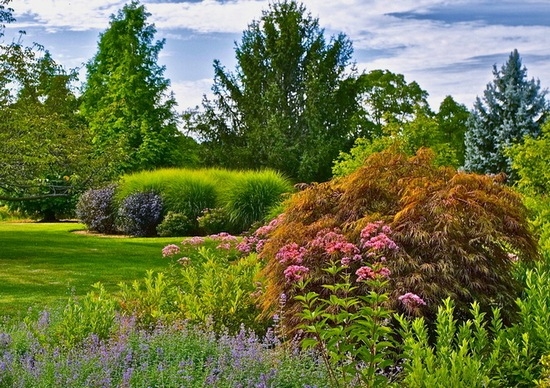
[[464, 49, 548, 180]]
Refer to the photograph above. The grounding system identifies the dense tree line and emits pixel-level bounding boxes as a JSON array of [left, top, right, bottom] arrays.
[[0, 0, 548, 220]]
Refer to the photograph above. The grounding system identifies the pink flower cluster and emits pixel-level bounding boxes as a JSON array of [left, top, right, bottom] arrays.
[[208, 232, 238, 250], [360, 222, 398, 251], [398, 292, 426, 309], [237, 215, 284, 254], [284, 265, 310, 282], [310, 229, 360, 256], [340, 254, 363, 266], [162, 244, 180, 257], [355, 265, 391, 281], [177, 257, 190, 265], [276, 243, 306, 265], [182, 236, 205, 246]]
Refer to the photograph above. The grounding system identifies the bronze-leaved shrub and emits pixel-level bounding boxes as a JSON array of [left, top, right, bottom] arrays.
[[259, 147, 539, 330]]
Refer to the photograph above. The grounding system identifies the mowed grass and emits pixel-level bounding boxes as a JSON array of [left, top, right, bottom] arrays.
[[0, 222, 178, 319]]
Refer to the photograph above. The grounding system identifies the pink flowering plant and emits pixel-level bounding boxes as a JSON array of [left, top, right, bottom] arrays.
[[280, 222, 416, 387], [120, 231, 265, 332]]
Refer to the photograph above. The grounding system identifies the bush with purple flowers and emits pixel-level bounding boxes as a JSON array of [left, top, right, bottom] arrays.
[[76, 185, 118, 234], [0, 315, 331, 387], [117, 191, 164, 237]]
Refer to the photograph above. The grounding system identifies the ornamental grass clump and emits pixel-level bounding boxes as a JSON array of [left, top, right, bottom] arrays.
[[259, 147, 539, 331], [220, 169, 294, 232]]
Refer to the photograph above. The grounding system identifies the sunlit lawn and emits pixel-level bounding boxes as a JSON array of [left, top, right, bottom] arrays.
[[0, 222, 180, 319]]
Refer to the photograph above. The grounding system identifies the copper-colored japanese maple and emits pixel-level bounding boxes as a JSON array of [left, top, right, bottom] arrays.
[[259, 147, 539, 329]]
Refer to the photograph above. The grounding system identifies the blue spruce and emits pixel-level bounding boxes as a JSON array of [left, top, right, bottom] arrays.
[[464, 49, 548, 180]]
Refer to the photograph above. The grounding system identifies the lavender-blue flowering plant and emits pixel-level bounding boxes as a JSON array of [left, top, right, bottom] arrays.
[[76, 185, 118, 234], [117, 191, 163, 237]]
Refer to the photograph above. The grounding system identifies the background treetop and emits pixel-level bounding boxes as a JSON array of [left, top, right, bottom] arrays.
[[186, 0, 361, 183]]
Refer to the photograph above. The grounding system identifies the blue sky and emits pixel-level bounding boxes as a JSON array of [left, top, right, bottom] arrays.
[[4, 0, 550, 112]]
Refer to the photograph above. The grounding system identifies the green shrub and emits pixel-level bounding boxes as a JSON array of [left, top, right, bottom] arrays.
[[396, 298, 503, 387], [498, 265, 550, 386], [156, 211, 193, 237], [115, 168, 293, 235], [48, 283, 117, 348], [119, 242, 265, 333], [197, 207, 231, 235], [0, 205, 23, 221]]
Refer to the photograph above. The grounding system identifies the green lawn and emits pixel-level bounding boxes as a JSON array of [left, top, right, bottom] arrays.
[[0, 222, 180, 319]]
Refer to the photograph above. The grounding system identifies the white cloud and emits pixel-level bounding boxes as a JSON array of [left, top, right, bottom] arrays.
[[7, 0, 550, 109], [170, 78, 213, 110], [11, 0, 125, 30]]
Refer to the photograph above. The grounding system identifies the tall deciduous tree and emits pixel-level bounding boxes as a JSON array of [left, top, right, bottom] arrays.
[[464, 49, 548, 179], [0, 3, 113, 220], [80, 0, 181, 173], [436, 95, 470, 167], [187, 0, 360, 182], [355, 69, 429, 139], [0, 0, 14, 38]]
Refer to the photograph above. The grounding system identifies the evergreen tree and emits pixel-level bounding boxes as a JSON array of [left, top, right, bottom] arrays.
[[187, 0, 360, 182], [464, 49, 548, 179], [80, 1, 180, 173]]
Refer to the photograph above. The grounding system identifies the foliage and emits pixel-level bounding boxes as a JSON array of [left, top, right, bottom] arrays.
[[187, 0, 360, 182], [76, 185, 118, 234], [80, 1, 182, 173], [156, 211, 193, 237], [0, 205, 22, 221], [48, 283, 117, 348], [0, 40, 113, 219], [221, 169, 294, 232], [117, 191, 163, 237], [332, 96, 469, 177], [499, 265, 550, 386], [332, 136, 400, 178], [197, 207, 230, 235], [119, 239, 265, 333], [114, 168, 293, 235], [295, 260, 396, 387], [436, 95, 470, 167], [260, 148, 539, 329], [0, 0, 14, 36], [508, 119, 550, 196], [397, 265, 550, 387], [396, 298, 503, 387], [0, 316, 330, 387], [464, 49, 548, 180], [354, 69, 429, 139]]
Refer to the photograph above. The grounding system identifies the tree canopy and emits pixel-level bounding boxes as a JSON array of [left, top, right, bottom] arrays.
[[354, 69, 430, 139], [187, 0, 361, 182], [0, 1, 118, 219], [464, 49, 548, 180], [80, 0, 182, 173], [0, 42, 115, 219]]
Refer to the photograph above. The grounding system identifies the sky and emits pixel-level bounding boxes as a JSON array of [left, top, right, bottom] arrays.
[[3, 0, 550, 112]]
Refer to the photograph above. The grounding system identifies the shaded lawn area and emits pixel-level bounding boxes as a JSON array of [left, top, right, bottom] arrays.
[[0, 222, 179, 319]]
